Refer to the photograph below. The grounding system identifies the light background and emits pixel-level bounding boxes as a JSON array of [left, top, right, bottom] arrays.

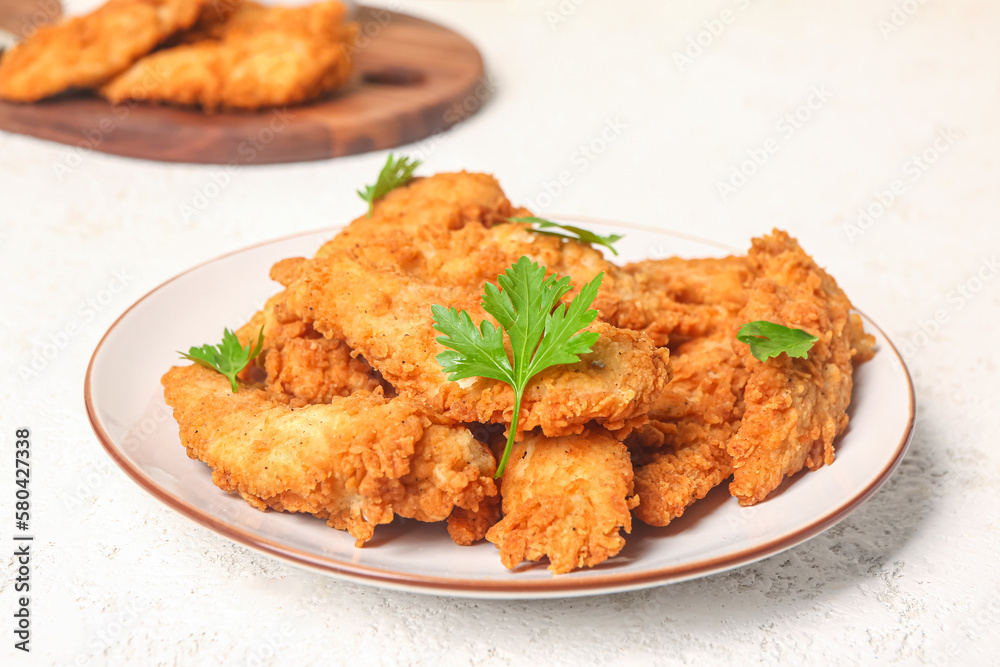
[[1, 0, 998, 665]]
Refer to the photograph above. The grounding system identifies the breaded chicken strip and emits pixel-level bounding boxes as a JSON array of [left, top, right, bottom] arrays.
[[0, 0, 205, 102], [101, 1, 355, 110], [616, 256, 751, 346], [283, 252, 672, 437], [727, 230, 875, 505], [331, 175, 761, 352], [315, 172, 518, 268], [316, 172, 643, 327], [162, 364, 497, 546], [189, 1, 343, 42], [162, 0, 247, 44], [485, 429, 638, 573], [235, 287, 384, 407], [618, 255, 750, 526], [234, 274, 497, 545], [631, 334, 746, 526]]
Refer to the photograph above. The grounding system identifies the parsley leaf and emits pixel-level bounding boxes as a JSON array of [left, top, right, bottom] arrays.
[[179, 326, 264, 393], [357, 154, 422, 217], [509, 216, 624, 256], [737, 321, 819, 362], [432, 256, 603, 477]]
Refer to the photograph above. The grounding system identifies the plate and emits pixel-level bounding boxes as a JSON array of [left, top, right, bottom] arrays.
[[84, 220, 915, 599]]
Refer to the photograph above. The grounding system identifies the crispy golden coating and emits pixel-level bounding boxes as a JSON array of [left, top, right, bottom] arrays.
[[316, 172, 645, 327], [234, 276, 497, 547], [631, 335, 746, 526], [235, 289, 384, 407], [102, 1, 355, 111], [617, 256, 751, 346], [626, 234, 876, 517], [195, 1, 346, 42], [447, 494, 501, 546], [260, 336, 382, 406], [727, 230, 875, 505], [634, 432, 734, 525], [286, 173, 672, 437], [315, 172, 518, 269], [162, 364, 497, 546], [283, 251, 671, 437], [611, 253, 749, 527], [164, 0, 248, 44], [485, 429, 638, 573], [0, 0, 205, 102]]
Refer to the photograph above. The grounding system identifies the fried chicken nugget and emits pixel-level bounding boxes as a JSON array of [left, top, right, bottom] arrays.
[[316, 172, 517, 266], [614, 255, 750, 526], [234, 270, 498, 545], [485, 429, 638, 573], [162, 364, 497, 546], [101, 1, 356, 110], [163, 0, 247, 44], [631, 334, 746, 526], [446, 494, 502, 546], [727, 230, 875, 505], [235, 286, 384, 407], [316, 172, 640, 327], [283, 252, 671, 437], [596, 256, 749, 526], [616, 255, 751, 346], [0, 0, 206, 102]]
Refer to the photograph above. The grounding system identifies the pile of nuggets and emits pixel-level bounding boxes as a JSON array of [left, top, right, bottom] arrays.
[[161, 172, 876, 574], [0, 0, 356, 110]]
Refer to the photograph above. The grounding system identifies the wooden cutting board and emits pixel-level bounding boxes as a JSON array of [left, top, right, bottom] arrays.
[[0, 5, 488, 164]]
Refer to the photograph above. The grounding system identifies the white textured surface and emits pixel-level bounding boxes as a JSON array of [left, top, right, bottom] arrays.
[[1, 1, 998, 665]]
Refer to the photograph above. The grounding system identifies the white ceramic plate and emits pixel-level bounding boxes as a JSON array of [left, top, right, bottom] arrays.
[[85, 220, 915, 599]]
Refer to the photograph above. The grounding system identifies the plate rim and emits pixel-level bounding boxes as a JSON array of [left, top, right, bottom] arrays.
[[84, 221, 916, 598]]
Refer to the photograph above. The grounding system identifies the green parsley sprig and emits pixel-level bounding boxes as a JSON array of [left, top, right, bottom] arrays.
[[432, 256, 604, 477], [737, 321, 818, 362], [508, 216, 624, 256], [179, 326, 264, 393], [357, 154, 422, 217]]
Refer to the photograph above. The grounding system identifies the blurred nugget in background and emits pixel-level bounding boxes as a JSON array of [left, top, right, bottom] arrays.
[[0, 0, 207, 102], [103, 1, 358, 111], [0, 0, 359, 111]]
